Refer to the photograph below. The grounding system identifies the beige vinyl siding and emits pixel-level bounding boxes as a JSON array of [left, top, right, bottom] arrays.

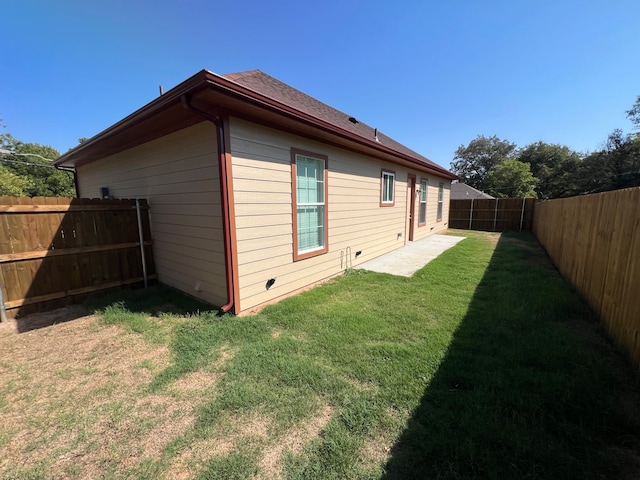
[[76, 121, 227, 306], [412, 177, 451, 242], [230, 118, 449, 312]]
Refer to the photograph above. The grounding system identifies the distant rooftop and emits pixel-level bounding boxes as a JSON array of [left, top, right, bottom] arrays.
[[450, 182, 495, 200]]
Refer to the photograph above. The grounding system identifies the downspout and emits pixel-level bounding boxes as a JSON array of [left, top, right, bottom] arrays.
[[181, 94, 234, 313], [55, 166, 80, 198]]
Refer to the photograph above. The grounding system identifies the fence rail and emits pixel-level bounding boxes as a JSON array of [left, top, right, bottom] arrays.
[[0, 197, 155, 320], [449, 198, 537, 231], [533, 187, 640, 372]]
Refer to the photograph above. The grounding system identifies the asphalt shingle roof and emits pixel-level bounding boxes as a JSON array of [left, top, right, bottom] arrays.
[[222, 69, 451, 175]]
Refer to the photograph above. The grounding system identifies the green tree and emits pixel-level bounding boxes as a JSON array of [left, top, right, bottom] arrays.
[[0, 132, 75, 197], [0, 165, 30, 195], [626, 95, 640, 131], [575, 129, 640, 194], [517, 142, 583, 198], [451, 135, 517, 190], [483, 159, 538, 198]]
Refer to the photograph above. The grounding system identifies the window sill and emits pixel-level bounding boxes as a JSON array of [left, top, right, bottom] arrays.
[[293, 247, 328, 262]]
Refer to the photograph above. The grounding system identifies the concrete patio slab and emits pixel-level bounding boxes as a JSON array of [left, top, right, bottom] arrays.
[[355, 234, 466, 277]]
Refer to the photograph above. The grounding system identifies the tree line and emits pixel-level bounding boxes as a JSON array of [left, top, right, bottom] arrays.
[[0, 127, 75, 197], [2, 96, 640, 200], [451, 96, 640, 199]]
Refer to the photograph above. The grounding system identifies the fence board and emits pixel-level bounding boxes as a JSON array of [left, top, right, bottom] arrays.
[[449, 197, 537, 231], [533, 187, 640, 373], [0, 197, 155, 320]]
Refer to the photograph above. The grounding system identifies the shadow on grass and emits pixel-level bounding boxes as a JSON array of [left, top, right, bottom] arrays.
[[12, 284, 215, 333], [382, 232, 640, 479], [83, 283, 214, 317]]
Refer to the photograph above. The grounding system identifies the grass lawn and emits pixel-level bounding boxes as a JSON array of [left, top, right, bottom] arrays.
[[1, 230, 639, 479]]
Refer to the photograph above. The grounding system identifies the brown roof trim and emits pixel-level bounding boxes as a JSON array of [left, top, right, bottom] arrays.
[[56, 69, 457, 180], [55, 71, 210, 167], [201, 71, 456, 179]]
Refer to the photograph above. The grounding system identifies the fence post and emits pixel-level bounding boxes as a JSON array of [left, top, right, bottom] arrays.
[[468, 198, 474, 230], [519, 197, 526, 231], [0, 282, 7, 323], [135, 199, 149, 289], [493, 198, 499, 231]]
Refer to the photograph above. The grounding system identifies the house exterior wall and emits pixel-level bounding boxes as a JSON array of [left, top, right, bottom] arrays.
[[75, 122, 227, 306], [412, 176, 451, 242], [229, 118, 450, 312]]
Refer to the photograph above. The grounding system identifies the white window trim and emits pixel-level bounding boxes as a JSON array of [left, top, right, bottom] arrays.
[[437, 182, 444, 221], [419, 179, 428, 225], [381, 170, 395, 206], [291, 149, 329, 261]]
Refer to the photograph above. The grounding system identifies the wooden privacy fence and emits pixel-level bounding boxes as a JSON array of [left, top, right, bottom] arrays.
[[533, 187, 640, 372], [0, 197, 155, 320], [449, 198, 537, 231]]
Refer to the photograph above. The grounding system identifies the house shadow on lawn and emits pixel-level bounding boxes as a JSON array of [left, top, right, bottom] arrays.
[[382, 232, 640, 480], [82, 284, 214, 317], [12, 304, 92, 333], [13, 284, 213, 333]]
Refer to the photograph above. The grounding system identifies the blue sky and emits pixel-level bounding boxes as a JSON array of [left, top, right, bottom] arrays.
[[2, 0, 639, 170]]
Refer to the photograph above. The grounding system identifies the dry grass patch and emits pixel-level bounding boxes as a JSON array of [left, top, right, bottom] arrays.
[[259, 404, 333, 479], [169, 346, 235, 398], [171, 370, 221, 396], [0, 308, 199, 479], [359, 435, 392, 466], [168, 412, 271, 478]]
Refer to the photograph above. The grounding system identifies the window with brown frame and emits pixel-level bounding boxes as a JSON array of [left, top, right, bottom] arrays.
[[380, 169, 395, 207], [291, 149, 329, 261]]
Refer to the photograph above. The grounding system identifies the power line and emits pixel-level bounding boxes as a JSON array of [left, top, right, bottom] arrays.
[[0, 157, 57, 169]]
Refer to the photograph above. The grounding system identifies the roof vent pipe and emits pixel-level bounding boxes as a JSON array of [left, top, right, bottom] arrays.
[[374, 128, 379, 142], [159, 85, 164, 96]]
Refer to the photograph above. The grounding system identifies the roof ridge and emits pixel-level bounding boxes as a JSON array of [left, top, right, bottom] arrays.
[[221, 70, 451, 174]]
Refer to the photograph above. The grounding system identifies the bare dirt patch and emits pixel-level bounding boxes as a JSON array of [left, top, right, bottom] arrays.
[[0, 307, 201, 479]]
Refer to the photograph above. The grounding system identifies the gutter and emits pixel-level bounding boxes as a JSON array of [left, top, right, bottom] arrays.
[[203, 71, 458, 180], [56, 69, 455, 180], [56, 166, 80, 198], [181, 94, 234, 314], [54, 71, 210, 168]]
